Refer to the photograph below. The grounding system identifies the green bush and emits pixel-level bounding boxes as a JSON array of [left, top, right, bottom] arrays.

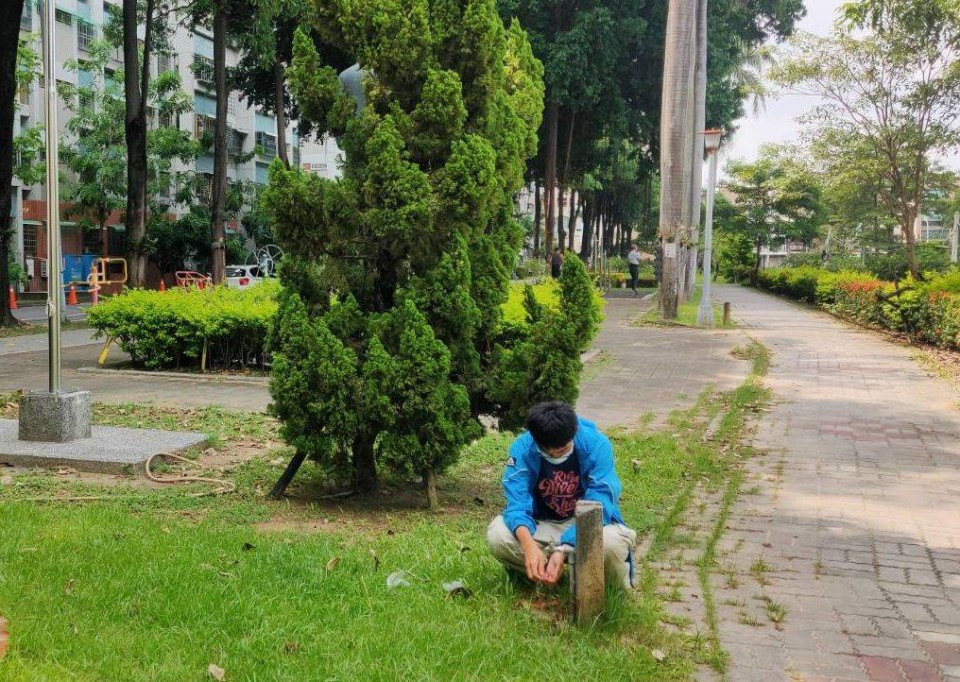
[[514, 258, 549, 280], [755, 266, 820, 302], [753, 265, 960, 352], [492, 254, 603, 430], [87, 282, 279, 370]]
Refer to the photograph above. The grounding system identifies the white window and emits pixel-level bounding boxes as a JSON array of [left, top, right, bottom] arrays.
[[77, 21, 97, 53]]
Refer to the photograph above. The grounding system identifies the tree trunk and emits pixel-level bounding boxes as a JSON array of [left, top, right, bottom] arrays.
[[559, 110, 576, 251], [580, 196, 594, 261], [685, 0, 708, 300], [543, 101, 559, 260], [424, 469, 439, 511], [274, 59, 289, 168], [0, 0, 26, 326], [210, 1, 228, 284], [567, 190, 578, 252], [533, 179, 541, 256], [903, 207, 919, 279], [123, 0, 154, 289], [557, 186, 566, 250], [658, 0, 697, 319], [352, 433, 379, 494]]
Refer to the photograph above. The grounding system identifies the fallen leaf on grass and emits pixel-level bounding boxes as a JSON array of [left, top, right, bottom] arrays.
[[631, 459, 642, 472], [442, 580, 473, 599], [325, 557, 340, 572], [283, 641, 300, 654], [651, 648, 666, 662], [207, 663, 226, 680], [64, 579, 75, 595], [386, 571, 411, 589], [0, 616, 9, 660], [268, 458, 285, 466], [369, 549, 380, 571]]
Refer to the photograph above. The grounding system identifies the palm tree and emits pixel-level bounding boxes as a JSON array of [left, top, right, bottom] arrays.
[[731, 42, 776, 116], [659, 0, 698, 319]]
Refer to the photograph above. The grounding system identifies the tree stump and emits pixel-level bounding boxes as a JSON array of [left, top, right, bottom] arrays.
[[573, 500, 605, 625]]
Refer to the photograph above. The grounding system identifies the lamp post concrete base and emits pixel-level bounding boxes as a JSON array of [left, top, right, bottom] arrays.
[[18, 390, 92, 443]]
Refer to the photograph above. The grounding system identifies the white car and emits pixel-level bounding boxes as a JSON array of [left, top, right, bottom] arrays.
[[225, 265, 264, 289]]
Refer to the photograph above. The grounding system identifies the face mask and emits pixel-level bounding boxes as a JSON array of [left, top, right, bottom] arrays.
[[538, 442, 573, 465]]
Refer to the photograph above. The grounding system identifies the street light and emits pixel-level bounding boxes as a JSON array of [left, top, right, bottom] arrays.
[[696, 129, 724, 328]]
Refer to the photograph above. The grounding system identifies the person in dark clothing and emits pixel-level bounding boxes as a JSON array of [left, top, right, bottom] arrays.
[[627, 244, 641, 295], [550, 248, 564, 279]]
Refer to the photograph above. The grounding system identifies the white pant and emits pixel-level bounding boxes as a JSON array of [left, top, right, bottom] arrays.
[[486, 515, 636, 589]]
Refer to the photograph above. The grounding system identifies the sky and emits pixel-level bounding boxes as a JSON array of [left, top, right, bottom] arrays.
[[720, 0, 846, 167]]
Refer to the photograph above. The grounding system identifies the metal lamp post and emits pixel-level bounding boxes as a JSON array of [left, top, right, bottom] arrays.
[[696, 129, 724, 328], [16, 0, 92, 445], [43, 0, 63, 391]]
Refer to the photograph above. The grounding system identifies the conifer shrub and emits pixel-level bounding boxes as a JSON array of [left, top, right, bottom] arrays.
[[264, 1, 549, 506]]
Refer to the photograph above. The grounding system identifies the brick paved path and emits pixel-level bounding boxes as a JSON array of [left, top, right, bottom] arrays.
[[709, 286, 960, 682]]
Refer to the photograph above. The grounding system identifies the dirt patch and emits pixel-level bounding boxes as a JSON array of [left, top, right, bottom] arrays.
[[914, 346, 960, 387]]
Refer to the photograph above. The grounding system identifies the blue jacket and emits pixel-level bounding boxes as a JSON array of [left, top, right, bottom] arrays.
[[502, 417, 626, 547]]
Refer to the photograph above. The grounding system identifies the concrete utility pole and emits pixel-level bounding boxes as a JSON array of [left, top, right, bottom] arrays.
[[952, 212, 958, 264], [697, 129, 723, 328]]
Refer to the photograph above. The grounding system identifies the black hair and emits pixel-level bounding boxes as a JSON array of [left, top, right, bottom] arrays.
[[526, 401, 578, 449]]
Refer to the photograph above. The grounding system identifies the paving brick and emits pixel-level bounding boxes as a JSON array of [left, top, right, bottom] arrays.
[[898, 659, 944, 682], [921, 641, 960, 666], [859, 656, 905, 681]]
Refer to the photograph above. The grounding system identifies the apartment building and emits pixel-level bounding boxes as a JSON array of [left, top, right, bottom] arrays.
[[12, 0, 301, 292]]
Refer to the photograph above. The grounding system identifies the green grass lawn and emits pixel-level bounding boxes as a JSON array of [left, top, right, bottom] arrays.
[[0, 346, 768, 680]]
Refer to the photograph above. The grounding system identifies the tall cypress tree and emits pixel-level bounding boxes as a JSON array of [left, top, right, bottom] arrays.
[[264, 0, 543, 506]]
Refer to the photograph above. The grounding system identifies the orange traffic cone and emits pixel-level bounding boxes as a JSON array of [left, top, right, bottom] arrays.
[[67, 284, 79, 306], [158, 278, 166, 292], [8, 285, 17, 311]]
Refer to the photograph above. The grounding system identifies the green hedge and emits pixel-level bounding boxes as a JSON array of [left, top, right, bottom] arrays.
[[90, 278, 604, 372], [755, 267, 960, 351], [87, 282, 280, 370]]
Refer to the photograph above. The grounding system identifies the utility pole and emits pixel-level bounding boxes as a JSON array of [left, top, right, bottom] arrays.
[[697, 130, 723, 327], [952, 212, 958, 264]]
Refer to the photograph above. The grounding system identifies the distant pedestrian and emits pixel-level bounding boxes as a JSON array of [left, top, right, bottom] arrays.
[[627, 244, 641, 295], [550, 247, 564, 279]]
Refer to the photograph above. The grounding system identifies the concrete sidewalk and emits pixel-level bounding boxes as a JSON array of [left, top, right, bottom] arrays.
[[577, 295, 751, 429], [704, 286, 960, 681], [0, 337, 270, 412]]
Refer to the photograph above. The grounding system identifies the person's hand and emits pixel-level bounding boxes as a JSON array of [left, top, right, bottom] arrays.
[[542, 550, 565, 585], [522, 543, 548, 582]]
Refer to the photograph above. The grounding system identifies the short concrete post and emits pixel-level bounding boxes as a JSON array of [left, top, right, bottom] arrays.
[[722, 302, 731, 327], [573, 500, 604, 625]]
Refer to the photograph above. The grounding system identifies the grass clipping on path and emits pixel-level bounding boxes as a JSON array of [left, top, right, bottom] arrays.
[[0, 348, 769, 680]]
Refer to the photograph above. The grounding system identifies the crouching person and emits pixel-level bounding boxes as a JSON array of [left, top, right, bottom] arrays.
[[487, 401, 636, 589]]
